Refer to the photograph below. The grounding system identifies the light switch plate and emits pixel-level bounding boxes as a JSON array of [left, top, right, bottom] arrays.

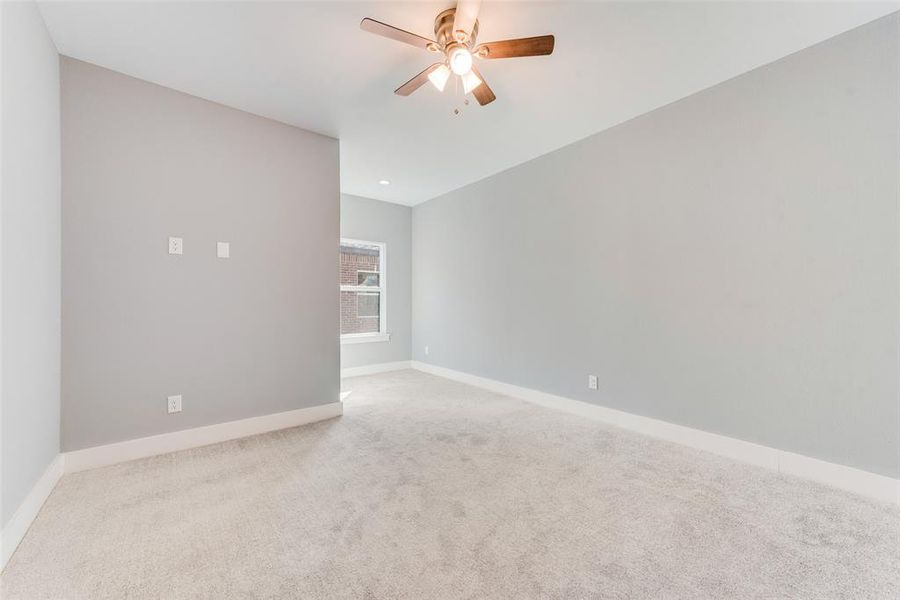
[[167, 394, 182, 413], [217, 241, 230, 259], [168, 237, 183, 255]]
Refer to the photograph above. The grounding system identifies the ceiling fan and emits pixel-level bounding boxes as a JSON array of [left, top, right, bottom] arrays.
[[360, 0, 555, 106]]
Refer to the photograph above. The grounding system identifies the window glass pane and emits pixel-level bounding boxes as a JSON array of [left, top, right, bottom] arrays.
[[341, 291, 380, 335], [357, 292, 379, 317], [357, 271, 380, 286], [340, 242, 380, 286]]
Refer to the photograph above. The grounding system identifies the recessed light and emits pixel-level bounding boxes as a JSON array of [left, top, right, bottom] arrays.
[[378, 180, 391, 186]]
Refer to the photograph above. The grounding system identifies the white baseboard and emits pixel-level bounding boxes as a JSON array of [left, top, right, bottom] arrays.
[[64, 401, 343, 473], [1, 454, 65, 572], [2, 402, 343, 570], [410, 361, 900, 505], [341, 360, 411, 378]]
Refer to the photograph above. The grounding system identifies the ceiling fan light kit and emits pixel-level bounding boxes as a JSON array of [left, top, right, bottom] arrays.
[[449, 46, 474, 75], [427, 64, 452, 92], [461, 70, 482, 94], [360, 0, 555, 107]]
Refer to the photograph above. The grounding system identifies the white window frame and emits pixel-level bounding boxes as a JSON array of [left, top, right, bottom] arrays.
[[340, 238, 389, 344]]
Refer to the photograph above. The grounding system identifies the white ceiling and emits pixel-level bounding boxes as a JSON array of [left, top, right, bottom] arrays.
[[39, 1, 898, 205]]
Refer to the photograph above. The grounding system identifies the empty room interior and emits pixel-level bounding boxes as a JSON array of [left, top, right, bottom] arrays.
[[3, 0, 900, 597]]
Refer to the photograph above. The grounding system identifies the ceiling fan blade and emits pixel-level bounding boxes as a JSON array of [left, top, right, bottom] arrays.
[[474, 35, 555, 59], [453, 0, 482, 42], [360, 17, 437, 51], [469, 64, 496, 106], [395, 63, 443, 96]]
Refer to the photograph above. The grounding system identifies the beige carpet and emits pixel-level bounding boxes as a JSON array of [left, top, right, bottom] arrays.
[[3, 369, 899, 599]]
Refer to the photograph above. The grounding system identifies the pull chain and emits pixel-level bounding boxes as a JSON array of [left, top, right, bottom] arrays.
[[452, 75, 470, 116]]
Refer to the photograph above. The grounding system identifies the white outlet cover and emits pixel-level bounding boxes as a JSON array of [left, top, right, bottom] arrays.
[[588, 375, 599, 390], [217, 241, 230, 258], [424, 345, 429, 355], [168, 236, 183, 255], [167, 394, 182, 414]]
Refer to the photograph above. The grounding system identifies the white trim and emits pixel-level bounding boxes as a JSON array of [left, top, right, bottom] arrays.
[[64, 401, 343, 474], [1, 454, 65, 572], [410, 361, 900, 505], [341, 360, 412, 378], [341, 332, 391, 345]]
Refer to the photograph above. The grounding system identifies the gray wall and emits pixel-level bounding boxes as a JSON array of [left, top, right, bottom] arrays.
[[340, 194, 411, 369], [1, 1, 61, 526], [61, 58, 340, 451], [412, 15, 900, 478]]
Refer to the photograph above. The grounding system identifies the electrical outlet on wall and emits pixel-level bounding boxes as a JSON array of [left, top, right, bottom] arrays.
[[588, 375, 598, 390], [167, 394, 182, 414], [168, 237, 183, 255], [425, 345, 429, 356]]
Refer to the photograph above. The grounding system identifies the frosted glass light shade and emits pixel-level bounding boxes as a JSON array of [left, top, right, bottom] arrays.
[[449, 47, 473, 75], [462, 70, 483, 94], [428, 64, 451, 92]]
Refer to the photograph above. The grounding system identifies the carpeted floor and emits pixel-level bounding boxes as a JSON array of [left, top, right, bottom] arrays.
[[2, 369, 899, 599]]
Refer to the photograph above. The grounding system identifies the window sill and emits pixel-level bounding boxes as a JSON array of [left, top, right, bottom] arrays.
[[341, 332, 391, 345]]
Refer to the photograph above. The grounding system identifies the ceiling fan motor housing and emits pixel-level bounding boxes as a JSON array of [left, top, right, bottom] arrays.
[[434, 8, 479, 50]]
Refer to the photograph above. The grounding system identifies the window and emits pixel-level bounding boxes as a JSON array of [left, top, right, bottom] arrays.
[[340, 239, 388, 343]]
